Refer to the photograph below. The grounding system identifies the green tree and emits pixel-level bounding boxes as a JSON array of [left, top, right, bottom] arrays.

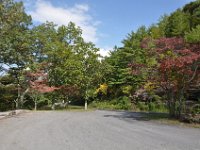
[[165, 9, 190, 37], [185, 25, 200, 43], [183, 0, 200, 29], [104, 27, 149, 102], [75, 42, 100, 110], [157, 14, 169, 37], [0, 75, 17, 111], [0, 0, 32, 108], [33, 22, 101, 110]]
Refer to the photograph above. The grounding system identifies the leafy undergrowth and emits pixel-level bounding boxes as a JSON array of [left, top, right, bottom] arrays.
[[38, 105, 94, 112], [89, 97, 132, 111], [89, 100, 168, 113]]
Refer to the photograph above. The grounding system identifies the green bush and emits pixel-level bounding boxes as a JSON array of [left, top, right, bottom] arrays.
[[148, 102, 156, 111], [191, 104, 200, 115], [89, 96, 132, 110], [136, 101, 167, 112], [155, 102, 168, 112], [0, 102, 13, 112], [38, 105, 52, 110], [137, 102, 148, 111], [90, 97, 168, 112], [115, 96, 132, 110]]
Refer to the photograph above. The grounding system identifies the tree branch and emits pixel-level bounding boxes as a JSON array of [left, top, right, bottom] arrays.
[[186, 65, 199, 83]]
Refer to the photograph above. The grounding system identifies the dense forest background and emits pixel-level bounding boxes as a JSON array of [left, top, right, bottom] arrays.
[[0, 0, 199, 121]]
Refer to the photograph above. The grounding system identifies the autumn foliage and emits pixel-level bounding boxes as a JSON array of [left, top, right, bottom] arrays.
[[131, 37, 200, 117], [26, 70, 59, 94]]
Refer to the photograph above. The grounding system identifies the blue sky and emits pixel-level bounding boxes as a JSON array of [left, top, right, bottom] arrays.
[[20, 0, 194, 56]]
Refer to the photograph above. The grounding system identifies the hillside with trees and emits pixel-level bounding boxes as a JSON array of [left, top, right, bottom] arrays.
[[0, 0, 199, 123]]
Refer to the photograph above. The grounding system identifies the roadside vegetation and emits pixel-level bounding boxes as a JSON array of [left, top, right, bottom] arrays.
[[0, 0, 199, 124]]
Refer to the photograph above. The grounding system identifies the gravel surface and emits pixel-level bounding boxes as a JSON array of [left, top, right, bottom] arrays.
[[0, 110, 199, 150]]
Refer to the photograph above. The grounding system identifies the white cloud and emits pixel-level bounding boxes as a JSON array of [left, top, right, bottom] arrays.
[[74, 4, 89, 12], [98, 46, 113, 57], [28, 0, 99, 43]]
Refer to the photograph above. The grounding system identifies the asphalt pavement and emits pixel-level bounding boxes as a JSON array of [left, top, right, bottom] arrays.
[[0, 110, 199, 150]]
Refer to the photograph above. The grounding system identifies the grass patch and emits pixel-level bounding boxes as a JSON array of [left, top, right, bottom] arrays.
[[68, 105, 84, 110], [66, 105, 95, 112], [37, 105, 94, 112], [137, 102, 168, 113], [142, 113, 200, 128], [89, 100, 168, 112]]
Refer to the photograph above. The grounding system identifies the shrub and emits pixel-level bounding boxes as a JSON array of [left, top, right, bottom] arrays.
[[137, 101, 168, 112], [148, 102, 156, 111], [191, 104, 200, 115], [89, 96, 132, 110], [137, 102, 148, 111]]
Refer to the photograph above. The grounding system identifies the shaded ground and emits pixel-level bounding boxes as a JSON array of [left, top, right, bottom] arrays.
[[0, 110, 199, 150], [103, 111, 169, 121]]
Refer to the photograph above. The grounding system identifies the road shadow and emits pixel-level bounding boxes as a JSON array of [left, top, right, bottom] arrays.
[[103, 111, 169, 122]]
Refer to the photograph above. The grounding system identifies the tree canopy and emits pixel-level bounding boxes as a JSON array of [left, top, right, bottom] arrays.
[[0, 0, 199, 120]]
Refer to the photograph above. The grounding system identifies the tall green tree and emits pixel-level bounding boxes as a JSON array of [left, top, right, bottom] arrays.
[[104, 27, 150, 101], [0, 0, 32, 108], [185, 25, 200, 43], [0, 75, 17, 111], [165, 9, 190, 37], [183, 0, 200, 29], [32, 22, 101, 109], [157, 14, 169, 37]]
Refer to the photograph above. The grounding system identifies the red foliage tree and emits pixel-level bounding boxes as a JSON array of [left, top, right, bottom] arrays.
[[154, 38, 199, 117], [56, 85, 80, 104], [134, 37, 200, 117], [26, 69, 59, 110]]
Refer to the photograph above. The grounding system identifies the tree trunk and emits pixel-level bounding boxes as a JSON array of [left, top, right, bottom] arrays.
[[169, 101, 176, 118], [34, 101, 37, 111], [20, 88, 30, 108], [17, 83, 20, 109], [85, 100, 87, 110], [177, 87, 185, 118], [52, 104, 55, 110], [167, 90, 176, 118], [65, 96, 69, 109], [15, 100, 19, 109], [85, 89, 88, 110]]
